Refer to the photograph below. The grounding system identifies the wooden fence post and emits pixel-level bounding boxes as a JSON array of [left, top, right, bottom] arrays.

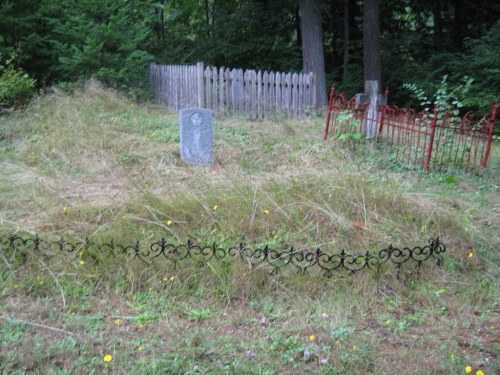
[[197, 62, 204, 108]]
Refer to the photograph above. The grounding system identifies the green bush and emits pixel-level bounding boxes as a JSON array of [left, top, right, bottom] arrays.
[[0, 53, 36, 108]]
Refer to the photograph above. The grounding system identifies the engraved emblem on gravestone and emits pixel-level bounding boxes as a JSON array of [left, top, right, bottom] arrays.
[[190, 112, 204, 126], [179, 108, 214, 166]]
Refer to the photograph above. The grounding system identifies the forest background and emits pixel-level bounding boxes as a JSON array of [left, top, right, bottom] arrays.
[[0, 0, 499, 117]]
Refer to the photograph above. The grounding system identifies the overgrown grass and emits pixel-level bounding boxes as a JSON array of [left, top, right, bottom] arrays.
[[0, 81, 498, 374]]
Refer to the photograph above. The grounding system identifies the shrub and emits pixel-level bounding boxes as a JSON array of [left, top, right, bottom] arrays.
[[0, 53, 36, 108]]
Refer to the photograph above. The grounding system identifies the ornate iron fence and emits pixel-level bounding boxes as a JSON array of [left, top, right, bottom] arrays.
[[1, 233, 446, 278], [324, 85, 498, 173]]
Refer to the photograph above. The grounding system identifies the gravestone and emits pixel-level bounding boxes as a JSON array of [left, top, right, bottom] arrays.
[[179, 108, 214, 166], [355, 81, 388, 139]]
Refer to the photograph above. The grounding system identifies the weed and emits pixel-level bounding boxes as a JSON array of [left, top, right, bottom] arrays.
[[331, 323, 355, 341], [185, 308, 213, 321]]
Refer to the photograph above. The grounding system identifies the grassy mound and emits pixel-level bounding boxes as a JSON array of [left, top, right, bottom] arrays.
[[0, 82, 498, 374]]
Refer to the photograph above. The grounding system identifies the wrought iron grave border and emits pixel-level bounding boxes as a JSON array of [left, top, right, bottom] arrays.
[[1, 233, 446, 278]]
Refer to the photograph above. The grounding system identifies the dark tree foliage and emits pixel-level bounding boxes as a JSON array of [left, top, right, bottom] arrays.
[[0, 0, 154, 93], [155, 0, 301, 72], [0, 0, 498, 114], [0, 0, 54, 84]]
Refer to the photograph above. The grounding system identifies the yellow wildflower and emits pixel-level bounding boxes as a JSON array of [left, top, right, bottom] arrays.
[[13, 284, 19, 289], [309, 335, 315, 341], [103, 354, 113, 363], [468, 252, 474, 258], [465, 366, 473, 373], [475, 371, 484, 375], [137, 345, 144, 352], [166, 220, 173, 226], [264, 209, 270, 215], [114, 318, 122, 325], [213, 205, 218, 210], [79, 260, 85, 265], [352, 345, 357, 350], [63, 206, 68, 213]]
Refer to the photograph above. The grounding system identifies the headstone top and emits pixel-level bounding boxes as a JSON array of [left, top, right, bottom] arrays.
[[355, 80, 388, 106], [355, 95, 387, 106], [179, 108, 214, 166]]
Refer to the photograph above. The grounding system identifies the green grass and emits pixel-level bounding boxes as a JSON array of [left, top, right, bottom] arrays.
[[0, 81, 499, 374]]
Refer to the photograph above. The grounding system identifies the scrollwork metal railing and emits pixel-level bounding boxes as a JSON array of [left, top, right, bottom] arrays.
[[0, 233, 446, 277]]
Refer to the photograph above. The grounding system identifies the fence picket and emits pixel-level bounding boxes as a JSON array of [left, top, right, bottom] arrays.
[[225, 68, 231, 115], [269, 72, 275, 114], [230, 69, 236, 115], [285, 73, 291, 115], [292, 73, 298, 118], [263, 71, 269, 118], [275, 72, 282, 114], [251, 70, 256, 119], [257, 71, 262, 119]]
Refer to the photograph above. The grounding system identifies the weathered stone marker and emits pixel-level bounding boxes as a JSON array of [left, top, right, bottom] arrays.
[[179, 108, 214, 166], [355, 81, 388, 139]]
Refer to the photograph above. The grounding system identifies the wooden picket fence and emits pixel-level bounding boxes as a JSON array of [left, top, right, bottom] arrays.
[[150, 62, 315, 119]]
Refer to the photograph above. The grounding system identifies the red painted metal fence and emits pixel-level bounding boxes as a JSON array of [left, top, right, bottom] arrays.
[[324, 86, 498, 173]]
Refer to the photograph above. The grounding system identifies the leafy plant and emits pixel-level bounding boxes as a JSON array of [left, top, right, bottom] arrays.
[[331, 323, 355, 341], [403, 75, 473, 114], [0, 53, 36, 108], [185, 307, 213, 321], [335, 110, 364, 144]]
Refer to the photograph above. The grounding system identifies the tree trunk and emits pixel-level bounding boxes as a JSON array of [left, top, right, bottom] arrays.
[[451, 0, 465, 50], [299, 0, 327, 108], [342, 0, 350, 85], [363, 0, 381, 89], [433, 0, 443, 45]]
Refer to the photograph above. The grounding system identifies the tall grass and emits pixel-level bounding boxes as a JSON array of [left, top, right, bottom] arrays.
[[0, 82, 498, 374]]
